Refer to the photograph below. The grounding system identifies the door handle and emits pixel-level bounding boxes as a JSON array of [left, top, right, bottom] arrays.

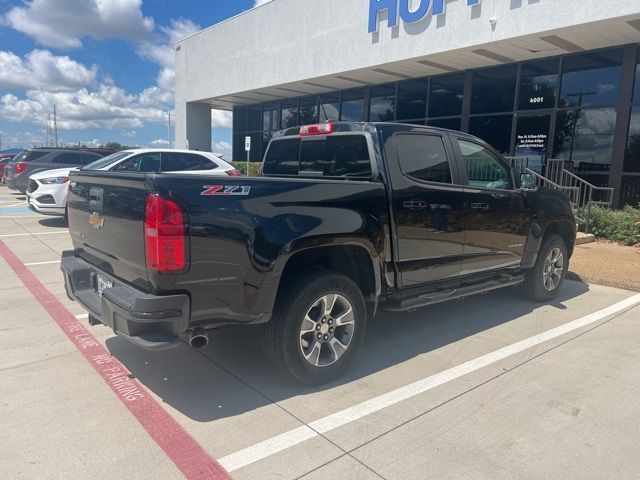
[[470, 202, 490, 211], [403, 199, 428, 211], [89, 188, 103, 210]]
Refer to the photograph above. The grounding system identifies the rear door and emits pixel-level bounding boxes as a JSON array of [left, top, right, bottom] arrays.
[[68, 172, 151, 290], [452, 136, 532, 275], [382, 125, 467, 288]]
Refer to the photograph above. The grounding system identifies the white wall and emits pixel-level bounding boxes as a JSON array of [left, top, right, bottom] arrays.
[[176, 0, 640, 102]]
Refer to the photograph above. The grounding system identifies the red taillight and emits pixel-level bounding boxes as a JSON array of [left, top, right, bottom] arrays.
[[14, 162, 28, 174], [299, 123, 335, 136], [226, 169, 242, 176], [145, 195, 186, 273]]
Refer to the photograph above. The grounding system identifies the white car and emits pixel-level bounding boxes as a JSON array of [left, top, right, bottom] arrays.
[[26, 149, 239, 220]]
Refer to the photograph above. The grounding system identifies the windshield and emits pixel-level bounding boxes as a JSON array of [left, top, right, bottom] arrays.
[[82, 151, 132, 170]]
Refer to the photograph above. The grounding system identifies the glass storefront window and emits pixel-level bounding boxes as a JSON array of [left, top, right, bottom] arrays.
[[247, 105, 262, 131], [560, 49, 623, 107], [397, 79, 428, 120], [427, 117, 461, 131], [233, 133, 245, 162], [319, 93, 340, 122], [471, 65, 517, 114], [635, 50, 640, 102], [299, 96, 319, 125], [281, 100, 298, 129], [518, 59, 559, 111], [233, 106, 248, 131], [263, 103, 278, 132], [369, 84, 396, 121], [234, 132, 263, 162], [341, 89, 365, 122], [625, 106, 640, 172], [429, 73, 464, 118], [554, 107, 617, 173], [469, 114, 513, 155], [621, 176, 640, 207], [514, 115, 551, 173]]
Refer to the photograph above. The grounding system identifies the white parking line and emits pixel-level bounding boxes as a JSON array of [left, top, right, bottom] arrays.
[[0, 231, 67, 238], [218, 293, 640, 472], [75, 313, 89, 319], [24, 260, 61, 266]]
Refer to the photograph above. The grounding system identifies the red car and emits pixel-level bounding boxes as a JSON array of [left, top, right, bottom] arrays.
[[0, 154, 17, 182]]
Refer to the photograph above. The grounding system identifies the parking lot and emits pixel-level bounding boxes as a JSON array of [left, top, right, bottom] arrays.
[[1, 184, 640, 480]]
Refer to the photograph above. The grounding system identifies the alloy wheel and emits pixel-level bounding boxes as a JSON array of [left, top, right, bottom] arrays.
[[299, 294, 355, 368]]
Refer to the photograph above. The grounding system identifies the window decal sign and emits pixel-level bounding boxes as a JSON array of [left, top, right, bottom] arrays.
[[369, 0, 481, 33]]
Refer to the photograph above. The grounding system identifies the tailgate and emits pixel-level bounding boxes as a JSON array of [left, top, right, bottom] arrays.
[[67, 171, 151, 291]]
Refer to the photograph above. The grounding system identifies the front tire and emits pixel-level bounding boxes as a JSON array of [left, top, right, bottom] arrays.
[[522, 234, 568, 302], [263, 271, 367, 385]]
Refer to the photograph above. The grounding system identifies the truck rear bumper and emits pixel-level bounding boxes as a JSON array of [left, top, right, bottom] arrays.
[[61, 251, 190, 350]]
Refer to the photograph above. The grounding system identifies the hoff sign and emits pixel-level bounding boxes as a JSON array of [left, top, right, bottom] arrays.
[[369, 0, 481, 33]]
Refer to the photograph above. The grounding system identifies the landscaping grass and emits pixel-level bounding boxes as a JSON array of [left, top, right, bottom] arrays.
[[578, 205, 640, 246]]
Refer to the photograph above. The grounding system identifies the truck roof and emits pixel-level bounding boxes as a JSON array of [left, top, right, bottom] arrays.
[[273, 121, 476, 140]]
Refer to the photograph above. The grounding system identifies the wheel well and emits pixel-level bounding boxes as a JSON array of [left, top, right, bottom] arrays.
[[278, 245, 377, 315], [545, 222, 575, 257]]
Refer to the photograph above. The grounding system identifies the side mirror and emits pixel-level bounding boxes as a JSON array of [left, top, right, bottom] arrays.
[[520, 172, 536, 190]]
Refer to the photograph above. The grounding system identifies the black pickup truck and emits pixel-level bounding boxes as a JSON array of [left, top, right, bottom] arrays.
[[62, 122, 576, 384]]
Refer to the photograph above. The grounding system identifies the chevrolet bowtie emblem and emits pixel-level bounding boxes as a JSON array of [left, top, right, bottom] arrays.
[[89, 212, 104, 230]]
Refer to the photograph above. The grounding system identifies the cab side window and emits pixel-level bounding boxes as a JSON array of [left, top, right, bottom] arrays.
[[395, 134, 452, 184], [457, 139, 513, 190]]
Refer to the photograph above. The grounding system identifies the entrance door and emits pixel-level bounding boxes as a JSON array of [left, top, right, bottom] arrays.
[[453, 137, 532, 276], [514, 113, 552, 174], [383, 126, 467, 288]]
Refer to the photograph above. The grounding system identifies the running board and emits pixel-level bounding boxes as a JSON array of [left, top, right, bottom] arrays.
[[382, 275, 525, 312]]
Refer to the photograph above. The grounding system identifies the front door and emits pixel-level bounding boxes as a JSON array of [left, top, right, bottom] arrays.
[[453, 137, 532, 276], [383, 126, 467, 288]]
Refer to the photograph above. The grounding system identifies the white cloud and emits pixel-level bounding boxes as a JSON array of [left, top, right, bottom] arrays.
[[121, 130, 137, 139], [212, 109, 233, 129], [213, 141, 232, 159], [0, 49, 97, 92], [136, 18, 201, 101], [150, 138, 170, 146], [254, 0, 275, 7], [3, 0, 154, 49], [0, 83, 169, 132], [0, 130, 47, 149]]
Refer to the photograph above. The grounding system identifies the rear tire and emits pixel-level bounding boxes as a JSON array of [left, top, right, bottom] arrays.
[[522, 234, 568, 302], [263, 271, 367, 385]]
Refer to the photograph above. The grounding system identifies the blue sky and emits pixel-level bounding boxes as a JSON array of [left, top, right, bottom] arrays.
[[0, 0, 269, 157]]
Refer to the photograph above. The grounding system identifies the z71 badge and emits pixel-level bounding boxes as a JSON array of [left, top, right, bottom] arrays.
[[201, 185, 251, 196]]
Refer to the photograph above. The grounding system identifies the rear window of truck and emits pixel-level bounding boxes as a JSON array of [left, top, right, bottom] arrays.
[[263, 135, 372, 178]]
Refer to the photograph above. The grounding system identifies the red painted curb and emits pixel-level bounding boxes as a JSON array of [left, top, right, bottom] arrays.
[[0, 240, 233, 480]]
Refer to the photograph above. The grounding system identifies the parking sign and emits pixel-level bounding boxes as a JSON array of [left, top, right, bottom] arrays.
[[245, 136, 251, 152]]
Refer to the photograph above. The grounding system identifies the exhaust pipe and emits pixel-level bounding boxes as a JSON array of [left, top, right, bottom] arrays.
[[188, 328, 209, 349]]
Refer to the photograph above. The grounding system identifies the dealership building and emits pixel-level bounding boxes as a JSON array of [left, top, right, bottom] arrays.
[[175, 0, 640, 206]]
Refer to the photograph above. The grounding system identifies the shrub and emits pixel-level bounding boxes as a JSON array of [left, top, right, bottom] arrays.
[[577, 205, 640, 246], [231, 162, 262, 176]]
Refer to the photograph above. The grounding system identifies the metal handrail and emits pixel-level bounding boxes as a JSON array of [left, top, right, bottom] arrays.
[[546, 158, 615, 208], [523, 168, 581, 207]]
